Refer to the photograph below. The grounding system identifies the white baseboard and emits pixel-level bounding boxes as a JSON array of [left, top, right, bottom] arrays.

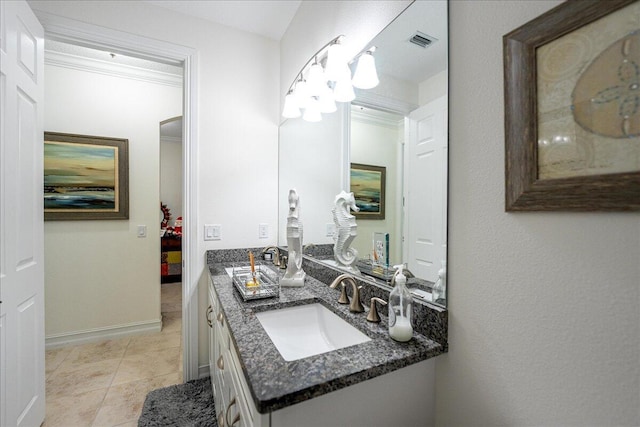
[[45, 319, 162, 349], [198, 364, 210, 379]]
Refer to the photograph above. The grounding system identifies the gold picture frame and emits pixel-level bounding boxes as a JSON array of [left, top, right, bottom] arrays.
[[503, 0, 640, 211], [44, 132, 129, 220]]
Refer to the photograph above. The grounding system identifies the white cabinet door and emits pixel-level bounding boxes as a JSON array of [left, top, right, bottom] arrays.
[[0, 1, 46, 425], [405, 95, 448, 283]]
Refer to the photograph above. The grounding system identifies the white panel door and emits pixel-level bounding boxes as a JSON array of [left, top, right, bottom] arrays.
[[404, 95, 447, 283], [0, 1, 46, 425]]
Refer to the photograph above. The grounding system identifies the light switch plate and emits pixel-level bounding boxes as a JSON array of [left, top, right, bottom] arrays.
[[326, 223, 336, 237], [137, 225, 147, 238], [258, 223, 269, 239], [204, 224, 221, 241]]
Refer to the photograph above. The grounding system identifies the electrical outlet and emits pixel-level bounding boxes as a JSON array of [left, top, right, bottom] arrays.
[[204, 224, 221, 241], [259, 223, 269, 239]]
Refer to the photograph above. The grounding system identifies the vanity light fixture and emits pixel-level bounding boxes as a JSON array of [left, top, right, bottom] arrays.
[[282, 35, 379, 122]]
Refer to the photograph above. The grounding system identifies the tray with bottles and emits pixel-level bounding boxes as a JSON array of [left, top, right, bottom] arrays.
[[231, 262, 280, 301]]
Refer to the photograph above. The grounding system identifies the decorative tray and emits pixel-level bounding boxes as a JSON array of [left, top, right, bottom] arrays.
[[355, 259, 396, 283], [231, 263, 280, 301]]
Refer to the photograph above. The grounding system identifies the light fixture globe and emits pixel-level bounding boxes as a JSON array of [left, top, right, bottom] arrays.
[[282, 91, 301, 118], [306, 62, 326, 97], [302, 97, 322, 122], [318, 85, 337, 113], [293, 79, 310, 109], [324, 41, 347, 82], [352, 51, 379, 89]]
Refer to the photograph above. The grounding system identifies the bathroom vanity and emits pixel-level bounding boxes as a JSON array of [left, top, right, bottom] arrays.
[[206, 249, 447, 427]]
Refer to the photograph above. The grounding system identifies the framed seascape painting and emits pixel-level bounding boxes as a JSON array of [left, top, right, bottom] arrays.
[[503, 0, 640, 211], [44, 132, 129, 220], [350, 163, 385, 220]]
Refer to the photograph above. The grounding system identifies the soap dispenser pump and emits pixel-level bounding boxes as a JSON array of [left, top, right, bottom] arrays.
[[388, 264, 413, 342]]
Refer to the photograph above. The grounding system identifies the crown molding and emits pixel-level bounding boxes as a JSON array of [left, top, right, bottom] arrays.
[[351, 108, 404, 130], [353, 90, 418, 116], [45, 50, 183, 88]]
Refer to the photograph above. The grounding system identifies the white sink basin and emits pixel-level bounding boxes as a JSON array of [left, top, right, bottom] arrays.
[[255, 303, 371, 361]]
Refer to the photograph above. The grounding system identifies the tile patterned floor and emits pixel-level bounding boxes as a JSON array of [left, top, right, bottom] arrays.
[[43, 282, 183, 427]]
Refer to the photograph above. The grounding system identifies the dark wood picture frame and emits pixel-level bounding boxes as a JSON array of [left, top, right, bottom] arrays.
[[503, 0, 640, 211], [350, 163, 386, 220], [44, 132, 129, 220]]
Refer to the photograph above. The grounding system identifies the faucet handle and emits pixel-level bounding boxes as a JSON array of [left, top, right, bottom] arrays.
[[367, 297, 387, 322], [349, 285, 364, 313], [261, 246, 281, 267]]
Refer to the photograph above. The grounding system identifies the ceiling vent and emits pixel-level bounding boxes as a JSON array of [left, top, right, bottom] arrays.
[[409, 31, 437, 49]]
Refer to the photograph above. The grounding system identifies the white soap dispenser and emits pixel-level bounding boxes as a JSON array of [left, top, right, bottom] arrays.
[[388, 264, 413, 342]]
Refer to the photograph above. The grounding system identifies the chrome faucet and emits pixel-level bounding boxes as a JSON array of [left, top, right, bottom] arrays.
[[261, 246, 281, 267], [329, 274, 364, 313]]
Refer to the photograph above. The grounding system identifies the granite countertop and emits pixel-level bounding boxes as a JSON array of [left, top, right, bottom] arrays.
[[207, 261, 445, 414]]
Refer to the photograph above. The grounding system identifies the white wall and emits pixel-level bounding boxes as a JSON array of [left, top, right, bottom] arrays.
[[160, 138, 182, 221], [44, 63, 182, 337], [439, 1, 640, 425]]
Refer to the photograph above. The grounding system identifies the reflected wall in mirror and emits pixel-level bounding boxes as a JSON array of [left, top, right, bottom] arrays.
[[349, 107, 404, 267], [278, 0, 448, 307]]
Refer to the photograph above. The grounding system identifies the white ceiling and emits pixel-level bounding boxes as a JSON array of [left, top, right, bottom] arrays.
[[45, 1, 447, 91], [143, 0, 302, 41], [371, 0, 448, 84]]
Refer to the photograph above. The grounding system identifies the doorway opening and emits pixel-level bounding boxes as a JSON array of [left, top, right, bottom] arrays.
[[160, 115, 184, 348], [38, 12, 199, 380]]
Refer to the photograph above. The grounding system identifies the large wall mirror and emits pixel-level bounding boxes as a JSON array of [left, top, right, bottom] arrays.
[[278, 0, 448, 307]]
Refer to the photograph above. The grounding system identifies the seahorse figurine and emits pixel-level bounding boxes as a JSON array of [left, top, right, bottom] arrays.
[[281, 189, 306, 287], [332, 191, 360, 274]]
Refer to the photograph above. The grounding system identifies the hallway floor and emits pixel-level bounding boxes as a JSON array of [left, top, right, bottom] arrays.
[[43, 282, 183, 427]]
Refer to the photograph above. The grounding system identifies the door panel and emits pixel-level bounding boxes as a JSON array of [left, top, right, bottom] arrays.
[[0, 1, 45, 426], [405, 96, 448, 283]]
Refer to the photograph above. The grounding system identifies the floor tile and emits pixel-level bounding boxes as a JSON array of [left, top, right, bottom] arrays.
[[92, 372, 182, 427], [45, 346, 73, 376], [161, 312, 182, 333], [124, 331, 182, 357], [112, 347, 181, 386], [63, 337, 131, 366], [42, 388, 107, 427], [46, 358, 121, 398]]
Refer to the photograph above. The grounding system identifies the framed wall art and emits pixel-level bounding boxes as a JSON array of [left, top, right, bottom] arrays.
[[44, 132, 129, 220], [350, 163, 386, 219], [503, 0, 640, 211]]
